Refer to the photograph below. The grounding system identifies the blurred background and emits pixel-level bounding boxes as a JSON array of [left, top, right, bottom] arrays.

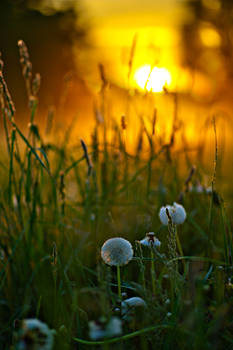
[[1, 0, 233, 110], [0, 0, 233, 181]]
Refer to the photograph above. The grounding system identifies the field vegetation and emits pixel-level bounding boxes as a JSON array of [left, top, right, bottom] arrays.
[[0, 41, 232, 350]]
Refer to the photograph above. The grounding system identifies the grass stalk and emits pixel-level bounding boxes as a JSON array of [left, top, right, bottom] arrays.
[[175, 226, 185, 270], [73, 324, 176, 345], [8, 128, 16, 206], [151, 249, 156, 295]]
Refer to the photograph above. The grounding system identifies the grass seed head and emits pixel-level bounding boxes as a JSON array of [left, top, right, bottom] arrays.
[[0, 52, 3, 71], [101, 237, 133, 266]]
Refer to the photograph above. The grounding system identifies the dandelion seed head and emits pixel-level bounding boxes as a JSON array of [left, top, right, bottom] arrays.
[[15, 319, 54, 350], [159, 202, 186, 225], [159, 205, 173, 225], [101, 237, 133, 266], [172, 202, 186, 224], [122, 297, 146, 309], [121, 297, 146, 320], [140, 232, 161, 248], [89, 317, 122, 340]]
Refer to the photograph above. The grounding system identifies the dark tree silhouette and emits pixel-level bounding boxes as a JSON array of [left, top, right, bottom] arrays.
[[182, 0, 233, 82], [0, 0, 86, 115]]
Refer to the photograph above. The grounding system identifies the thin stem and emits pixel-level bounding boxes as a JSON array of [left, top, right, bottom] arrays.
[[117, 265, 122, 301], [175, 226, 185, 270], [151, 249, 156, 295], [73, 324, 174, 345], [136, 242, 146, 290], [175, 226, 183, 257]]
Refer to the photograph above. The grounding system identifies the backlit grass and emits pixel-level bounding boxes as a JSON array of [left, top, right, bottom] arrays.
[[0, 41, 233, 350]]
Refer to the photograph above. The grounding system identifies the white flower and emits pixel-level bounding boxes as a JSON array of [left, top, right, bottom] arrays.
[[15, 319, 54, 350], [189, 184, 204, 193], [206, 186, 212, 194], [101, 237, 133, 266], [121, 297, 146, 320], [159, 202, 186, 225], [190, 184, 212, 195], [89, 317, 122, 340], [140, 232, 161, 248]]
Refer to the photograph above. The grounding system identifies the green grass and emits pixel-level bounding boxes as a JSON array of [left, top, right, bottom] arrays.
[[0, 42, 233, 350]]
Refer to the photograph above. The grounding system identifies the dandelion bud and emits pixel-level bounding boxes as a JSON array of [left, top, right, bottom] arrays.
[[140, 232, 161, 248], [101, 237, 133, 266], [159, 202, 186, 225]]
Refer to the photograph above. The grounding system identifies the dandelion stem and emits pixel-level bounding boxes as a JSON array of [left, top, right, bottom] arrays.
[[136, 242, 146, 290], [151, 249, 156, 295], [73, 324, 179, 345], [117, 265, 122, 301]]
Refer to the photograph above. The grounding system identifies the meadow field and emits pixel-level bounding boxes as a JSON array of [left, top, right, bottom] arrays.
[[0, 40, 233, 350]]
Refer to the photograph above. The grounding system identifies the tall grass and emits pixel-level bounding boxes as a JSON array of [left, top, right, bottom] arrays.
[[0, 42, 232, 350]]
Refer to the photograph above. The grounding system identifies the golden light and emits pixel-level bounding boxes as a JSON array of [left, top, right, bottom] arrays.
[[134, 65, 172, 92], [202, 0, 221, 11], [200, 26, 221, 47]]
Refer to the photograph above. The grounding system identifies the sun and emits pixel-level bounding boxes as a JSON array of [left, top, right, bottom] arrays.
[[134, 65, 171, 92]]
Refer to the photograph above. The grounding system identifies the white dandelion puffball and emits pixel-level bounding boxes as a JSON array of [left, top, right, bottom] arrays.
[[122, 297, 146, 310], [121, 297, 146, 320], [16, 319, 54, 350], [159, 202, 186, 225], [101, 237, 133, 266], [89, 317, 122, 340], [140, 232, 161, 248]]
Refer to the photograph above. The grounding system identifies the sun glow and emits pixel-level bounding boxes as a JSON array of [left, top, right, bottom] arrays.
[[134, 65, 172, 92]]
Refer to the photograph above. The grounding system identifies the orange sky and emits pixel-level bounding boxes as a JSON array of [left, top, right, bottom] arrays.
[[81, 0, 189, 25], [75, 0, 193, 92]]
